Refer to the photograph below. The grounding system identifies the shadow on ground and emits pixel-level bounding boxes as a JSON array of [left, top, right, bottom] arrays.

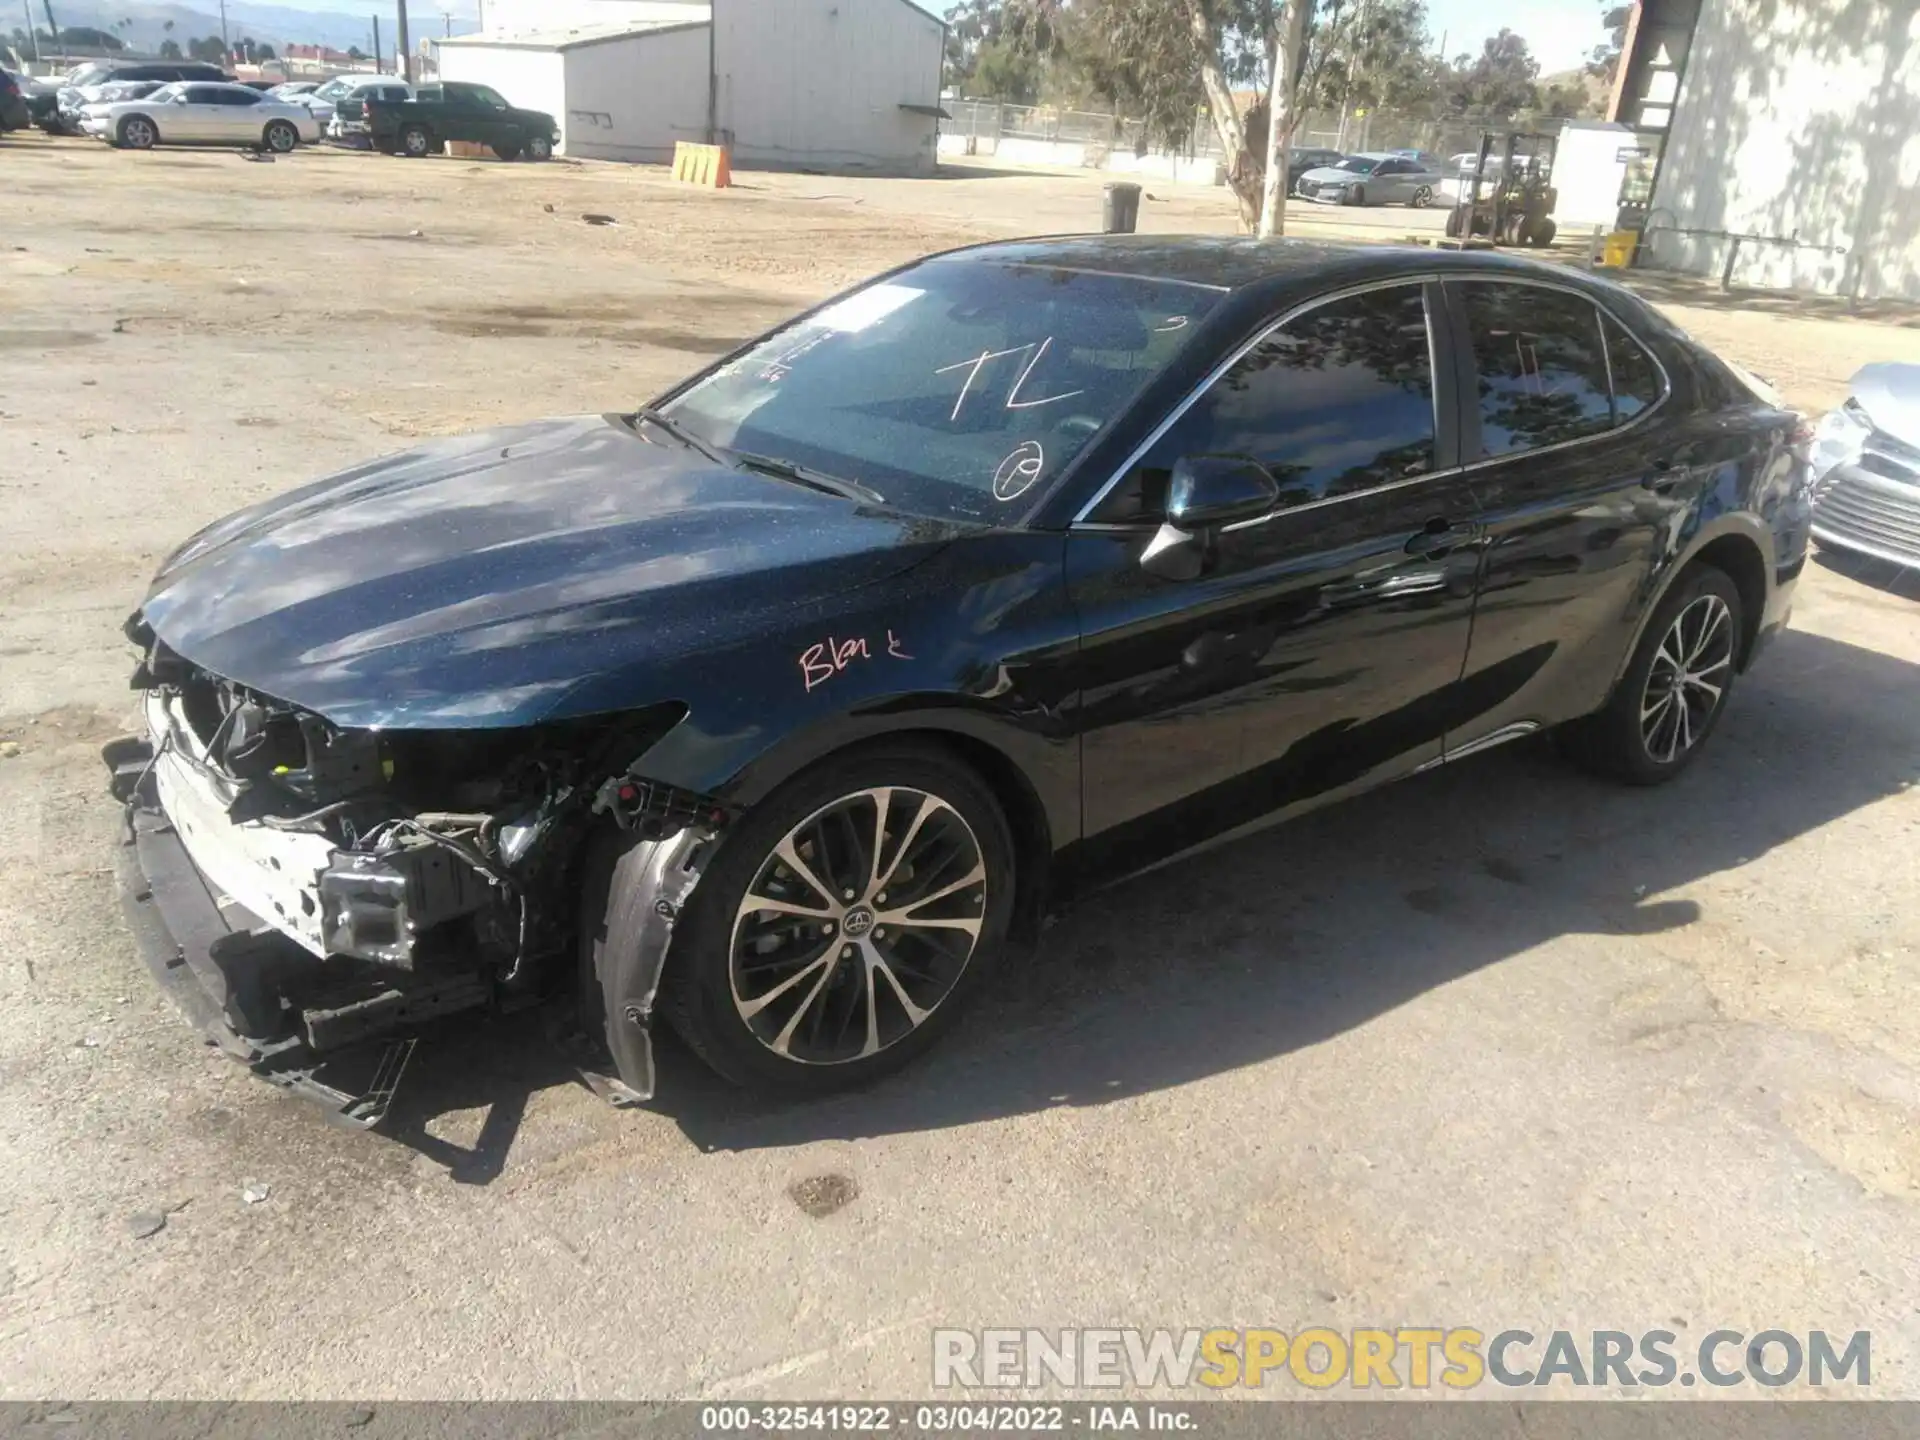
[[372, 625, 1920, 1174]]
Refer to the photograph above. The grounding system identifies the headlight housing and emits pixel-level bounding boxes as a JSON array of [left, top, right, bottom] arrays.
[[1809, 396, 1874, 488]]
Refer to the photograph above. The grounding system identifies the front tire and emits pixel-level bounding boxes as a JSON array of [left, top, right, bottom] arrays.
[[1344, 184, 1365, 206], [1557, 565, 1744, 785], [117, 115, 157, 149], [524, 133, 552, 161], [262, 119, 298, 153], [641, 742, 1016, 1095]]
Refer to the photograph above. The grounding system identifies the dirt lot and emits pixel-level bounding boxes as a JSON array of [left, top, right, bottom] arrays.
[[3, 135, 1920, 1401]]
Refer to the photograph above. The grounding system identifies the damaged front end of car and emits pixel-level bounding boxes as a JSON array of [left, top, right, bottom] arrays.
[[108, 612, 719, 1128]]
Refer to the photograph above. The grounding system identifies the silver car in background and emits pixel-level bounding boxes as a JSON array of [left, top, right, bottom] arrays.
[[82, 81, 321, 152], [1294, 151, 1443, 207], [1810, 362, 1920, 568]]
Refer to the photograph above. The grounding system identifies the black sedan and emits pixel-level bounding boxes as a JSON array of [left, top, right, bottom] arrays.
[[111, 237, 1813, 1123]]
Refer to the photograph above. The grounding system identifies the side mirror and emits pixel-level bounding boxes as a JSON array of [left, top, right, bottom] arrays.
[[1141, 456, 1279, 581]]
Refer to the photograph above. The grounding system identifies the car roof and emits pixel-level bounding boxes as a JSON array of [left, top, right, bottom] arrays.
[[930, 234, 1630, 300]]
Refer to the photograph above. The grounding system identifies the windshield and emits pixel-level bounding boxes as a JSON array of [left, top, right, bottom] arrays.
[[147, 83, 183, 102], [660, 260, 1222, 523], [314, 78, 356, 100], [1336, 157, 1379, 173], [66, 63, 113, 87]]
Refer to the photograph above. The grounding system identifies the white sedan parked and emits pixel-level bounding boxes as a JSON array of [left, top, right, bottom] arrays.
[[82, 81, 321, 152]]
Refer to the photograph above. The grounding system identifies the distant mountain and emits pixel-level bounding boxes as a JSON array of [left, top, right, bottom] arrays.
[[17, 0, 478, 55]]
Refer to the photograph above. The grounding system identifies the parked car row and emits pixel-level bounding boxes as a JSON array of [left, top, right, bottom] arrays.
[[8, 62, 559, 161]]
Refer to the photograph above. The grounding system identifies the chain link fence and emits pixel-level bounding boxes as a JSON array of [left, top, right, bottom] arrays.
[[945, 98, 1550, 171]]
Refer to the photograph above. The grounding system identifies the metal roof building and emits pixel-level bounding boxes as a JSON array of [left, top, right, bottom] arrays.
[[438, 0, 945, 172]]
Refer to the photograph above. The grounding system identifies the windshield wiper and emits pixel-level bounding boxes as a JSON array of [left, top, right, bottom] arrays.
[[632, 406, 729, 467], [732, 451, 885, 505]]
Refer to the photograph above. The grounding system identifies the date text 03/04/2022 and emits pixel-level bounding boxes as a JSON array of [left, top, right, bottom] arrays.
[[699, 1404, 1195, 1431]]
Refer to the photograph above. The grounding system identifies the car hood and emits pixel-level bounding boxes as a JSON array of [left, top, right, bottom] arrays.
[[1852, 361, 1920, 448], [1301, 166, 1366, 183], [139, 415, 961, 729]]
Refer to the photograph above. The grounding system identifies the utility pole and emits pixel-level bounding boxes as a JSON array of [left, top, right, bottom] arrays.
[[39, 0, 57, 57], [395, 0, 411, 82], [22, 0, 40, 61], [371, 13, 381, 71], [217, 0, 228, 55], [704, 0, 717, 142]]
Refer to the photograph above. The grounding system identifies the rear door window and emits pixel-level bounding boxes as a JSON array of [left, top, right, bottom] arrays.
[[1601, 312, 1665, 422], [1457, 282, 1614, 457]]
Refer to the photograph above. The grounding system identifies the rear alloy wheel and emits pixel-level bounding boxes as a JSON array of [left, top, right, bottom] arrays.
[[1409, 184, 1433, 208], [400, 123, 430, 158], [117, 115, 157, 149], [1558, 565, 1745, 785], [524, 133, 552, 161], [649, 745, 1015, 1093], [262, 119, 298, 153]]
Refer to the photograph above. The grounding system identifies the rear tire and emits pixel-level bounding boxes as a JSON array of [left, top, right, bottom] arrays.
[[1556, 564, 1745, 785], [399, 123, 430, 158], [262, 119, 298, 153], [625, 741, 1017, 1096]]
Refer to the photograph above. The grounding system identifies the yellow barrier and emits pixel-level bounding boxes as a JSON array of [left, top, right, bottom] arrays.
[[1599, 229, 1639, 268], [672, 141, 732, 189]]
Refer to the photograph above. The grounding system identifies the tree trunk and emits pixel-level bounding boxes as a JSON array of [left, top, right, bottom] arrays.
[[1256, 0, 1311, 237], [1182, 0, 1262, 230]]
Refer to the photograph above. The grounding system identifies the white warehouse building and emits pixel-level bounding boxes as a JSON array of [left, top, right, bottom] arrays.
[[437, 0, 946, 171]]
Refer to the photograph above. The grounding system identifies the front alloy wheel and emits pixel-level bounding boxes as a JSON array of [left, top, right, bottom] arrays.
[[636, 742, 1015, 1094], [1639, 593, 1734, 765], [730, 786, 986, 1064]]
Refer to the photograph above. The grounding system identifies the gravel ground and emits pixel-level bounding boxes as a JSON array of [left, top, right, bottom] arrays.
[[2, 135, 1919, 1402]]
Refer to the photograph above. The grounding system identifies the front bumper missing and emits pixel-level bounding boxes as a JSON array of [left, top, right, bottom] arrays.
[[108, 736, 494, 1128]]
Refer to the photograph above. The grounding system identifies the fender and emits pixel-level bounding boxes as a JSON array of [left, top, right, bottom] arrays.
[[1608, 507, 1777, 693], [700, 695, 1077, 847]]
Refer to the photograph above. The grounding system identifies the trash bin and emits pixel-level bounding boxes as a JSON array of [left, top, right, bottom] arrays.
[[1102, 181, 1142, 235]]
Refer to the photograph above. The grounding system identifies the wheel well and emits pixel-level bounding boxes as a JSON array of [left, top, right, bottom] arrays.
[[752, 728, 1055, 944], [1689, 536, 1767, 669]]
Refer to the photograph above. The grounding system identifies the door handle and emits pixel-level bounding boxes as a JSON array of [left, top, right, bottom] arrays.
[[1405, 518, 1467, 558]]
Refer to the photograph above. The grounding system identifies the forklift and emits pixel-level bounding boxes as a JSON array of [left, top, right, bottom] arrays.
[[1444, 130, 1559, 247]]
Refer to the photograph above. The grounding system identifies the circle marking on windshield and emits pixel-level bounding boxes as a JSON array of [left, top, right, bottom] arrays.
[[993, 441, 1045, 501]]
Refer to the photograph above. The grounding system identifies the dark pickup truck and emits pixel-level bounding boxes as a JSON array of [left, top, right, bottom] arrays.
[[366, 81, 558, 161]]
